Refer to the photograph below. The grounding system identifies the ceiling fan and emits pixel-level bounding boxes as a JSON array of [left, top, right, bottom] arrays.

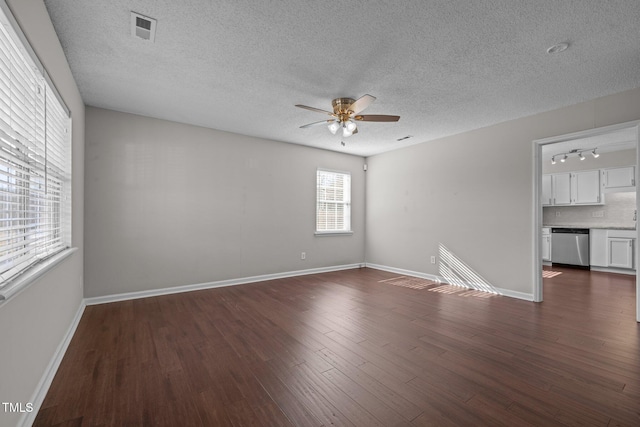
[[296, 94, 400, 138]]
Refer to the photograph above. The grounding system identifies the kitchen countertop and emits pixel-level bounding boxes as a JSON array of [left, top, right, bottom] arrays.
[[543, 224, 636, 230]]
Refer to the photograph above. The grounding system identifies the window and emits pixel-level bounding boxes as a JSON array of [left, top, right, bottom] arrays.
[[316, 169, 351, 234], [0, 2, 71, 292]]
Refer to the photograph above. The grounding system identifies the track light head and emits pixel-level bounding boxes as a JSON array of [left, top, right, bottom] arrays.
[[579, 152, 585, 160], [560, 154, 567, 163], [551, 156, 556, 165], [592, 149, 599, 158]]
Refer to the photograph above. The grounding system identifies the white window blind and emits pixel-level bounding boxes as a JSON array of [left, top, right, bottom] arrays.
[[316, 169, 351, 233], [0, 3, 71, 289]]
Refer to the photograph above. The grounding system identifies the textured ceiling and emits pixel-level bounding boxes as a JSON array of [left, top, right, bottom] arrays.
[[43, 0, 640, 157]]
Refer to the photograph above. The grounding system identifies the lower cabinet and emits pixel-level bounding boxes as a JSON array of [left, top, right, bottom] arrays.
[[609, 238, 634, 269], [590, 228, 636, 270]]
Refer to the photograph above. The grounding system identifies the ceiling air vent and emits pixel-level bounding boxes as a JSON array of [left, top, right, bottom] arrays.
[[131, 12, 156, 42]]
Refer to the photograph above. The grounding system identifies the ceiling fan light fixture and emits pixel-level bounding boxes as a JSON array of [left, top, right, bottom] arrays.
[[327, 121, 340, 134], [296, 95, 399, 140]]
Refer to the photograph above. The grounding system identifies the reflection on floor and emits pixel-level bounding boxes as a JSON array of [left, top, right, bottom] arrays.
[[542, 269, 563, 278], [378, 275, 497, 298], [378, 275, 437, 290]]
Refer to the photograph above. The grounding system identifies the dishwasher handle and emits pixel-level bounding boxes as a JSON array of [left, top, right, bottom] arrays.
[[551, 228, 590, 234]]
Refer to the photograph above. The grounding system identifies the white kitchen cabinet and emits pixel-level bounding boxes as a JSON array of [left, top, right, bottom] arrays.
[[608, 237, 634, 269], [541, 175, 553, 206], [590, 229, 608, 267], [603, 166, 635, 191], [542, 228, 551, 261], [548, 170, 602, 205], [572, 170, 602, 204], [552, 173, 572, 205]]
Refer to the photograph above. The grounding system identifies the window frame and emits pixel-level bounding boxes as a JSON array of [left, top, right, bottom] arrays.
[[315, 168, 353, 236], [0, 0, 73, 302]]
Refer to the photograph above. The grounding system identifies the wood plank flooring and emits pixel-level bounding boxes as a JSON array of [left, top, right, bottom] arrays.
[[34, 266, 639, 426]]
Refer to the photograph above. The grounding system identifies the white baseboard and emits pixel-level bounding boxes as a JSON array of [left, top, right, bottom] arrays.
[[365, 263, 534, 301], [365, 263, 442, 283], [19, 300, 86, 427], [85, 264, 363, 306], [589, 266, 636, 275], [495, 288, 534, 301]]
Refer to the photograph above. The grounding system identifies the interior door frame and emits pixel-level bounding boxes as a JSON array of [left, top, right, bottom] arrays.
[[532, 120, 640, 322]]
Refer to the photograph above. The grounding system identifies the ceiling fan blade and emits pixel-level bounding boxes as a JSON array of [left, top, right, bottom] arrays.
[[354, 114, 400, 122], [300, 119, 334, 128], [295, 104, 336, 116], [349, 94, 376, 114]]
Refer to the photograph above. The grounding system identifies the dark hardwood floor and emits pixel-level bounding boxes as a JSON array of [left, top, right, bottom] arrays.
[[34, 267, 639, 426]]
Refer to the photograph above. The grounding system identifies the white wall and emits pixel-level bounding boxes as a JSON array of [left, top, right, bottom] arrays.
[[0, 1, 85, 426], [365, 87, 640, 297], [84, 107, 365, 298]]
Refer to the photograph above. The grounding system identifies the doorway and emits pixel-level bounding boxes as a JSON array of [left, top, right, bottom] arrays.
[[533, 120, 640, 322]]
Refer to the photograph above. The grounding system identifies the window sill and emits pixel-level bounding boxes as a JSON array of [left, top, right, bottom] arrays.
[[0, 247, 78, 303], [314, 231, 354, 237]]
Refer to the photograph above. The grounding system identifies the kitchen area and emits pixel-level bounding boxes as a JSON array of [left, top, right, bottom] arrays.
[[541, 127, 637, 274]]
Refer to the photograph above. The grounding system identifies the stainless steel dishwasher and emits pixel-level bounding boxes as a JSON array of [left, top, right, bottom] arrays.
[[551, 228, 590, 268]]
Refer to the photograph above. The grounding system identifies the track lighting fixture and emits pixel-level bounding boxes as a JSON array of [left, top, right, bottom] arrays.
[[549, 147, 600, 165]]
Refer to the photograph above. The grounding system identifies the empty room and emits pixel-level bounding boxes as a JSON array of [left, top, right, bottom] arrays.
[[1, 1, 640, 426]]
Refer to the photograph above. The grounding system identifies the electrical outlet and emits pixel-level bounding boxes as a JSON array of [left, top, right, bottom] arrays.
[[592, 211, 604, 218], [301, 252, 306, 260], [430, 256, 436, 264]]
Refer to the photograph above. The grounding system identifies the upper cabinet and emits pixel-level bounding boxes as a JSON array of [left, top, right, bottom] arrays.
[[544, 166, 635, 206], [546, 170, 603, 206], [541, 174, 553, 206], [603, 166, 635, 192], [573, 170, 602, 204], [551, 173, 572, 205]]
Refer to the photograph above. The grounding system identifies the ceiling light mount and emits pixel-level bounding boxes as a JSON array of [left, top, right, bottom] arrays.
[[546, 42, 569, 54]]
